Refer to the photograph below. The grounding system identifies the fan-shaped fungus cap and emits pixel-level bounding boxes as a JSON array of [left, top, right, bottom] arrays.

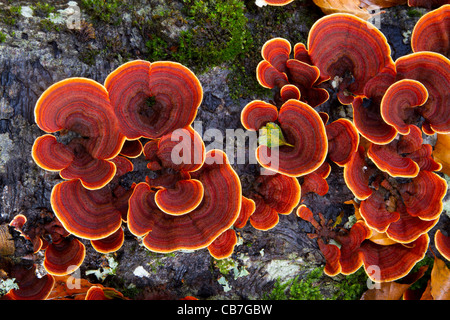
[[105, 60, 203, 140], [257, 0, 294, 5], [143, 126, 206, 215], [301, 162, 330, 197], [44, 238, 86, 276], [385, 201, 438, 243], [326, 118, 360, 166], [249, 173, 301, 230], [33, 78, 126, 189], [234, 196, 256, 229], [307, 13, 394, 104], [398, 171, 447, 221], [367, 125, 441, 177], [360, 189, 401, 233], [343, 145, 374, 200], [255, 99, 328, 177], [127, 150, 242, 253], [380, 79, 429, 136], [408, 0, 450, 9], [85, 286, 126, 300], [435, 230, 450, 261], [395, 52, 450, 134], [5, 265, 55, 300], [207, 229, 238, 259], [241, 100, 278, 131], [50, 180, 125, 240], [91, 227, 125, 254], [360, 234, 429, 282], [411, 5, 450, 57]]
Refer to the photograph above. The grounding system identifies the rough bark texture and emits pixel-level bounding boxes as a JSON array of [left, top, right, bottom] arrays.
[[0, 0, 448, 300]]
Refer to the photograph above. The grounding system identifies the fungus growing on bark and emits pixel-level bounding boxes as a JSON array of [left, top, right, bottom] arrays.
[[127, 150, 242, 254], [3, 264, 55, 300], [249, 172, 301, 230], [411, 4, 450, 58], [343, 145, 375, 200], [395, 52, 450, 135], [360, 234, 430, 282], [367, 125, 442, 177], [257, 38, 329, 108], [241, 99, 328, 177], [43, 238, 86, 276], [207, 229, 238, 260], [300, 162, 331, 197], [90, 227, 125, 254], [380, 79, 429, 137], [305, 13, 395, 104], [85, 286, 127, 300], [326, 118, 360, 166], [105, 60, 203, 140], [407, 0, 450, 9], [50, 179, 128, 241], [234, 196, 256, 229], [143, 125, 206, 215], [435, 230, 450, 261], [32, 78, 126, 190], [256, 0, 295, 6]]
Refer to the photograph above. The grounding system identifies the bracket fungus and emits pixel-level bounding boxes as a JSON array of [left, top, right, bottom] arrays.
[[105, 60, 203, 140], [257, 38, 329, 108], [248, 172, 301, 230], [395, 52, 450, 135], [33, 78, 126, 190], [241, 99, 328, 177], [435, 230, 450, 261], [367, 125, 442, 178], [127, 150, 242, 254], [301, 13, 395, 105], [411, 4, 450, 58], [143, 125, 206, 215]]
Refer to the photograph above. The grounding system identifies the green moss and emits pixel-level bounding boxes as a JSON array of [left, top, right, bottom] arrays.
[[263, 267, 326, 300], [331, 268, 368, 300], [80, 0, 126, 25], [175, 0, 253, 71], [2, 5, 21, 26], [0, 31, 6, 43], [407, 8, 423, 18], [31, 2, 55, 18]]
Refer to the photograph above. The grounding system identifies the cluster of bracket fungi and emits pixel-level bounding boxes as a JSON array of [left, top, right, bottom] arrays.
[[2, 4, 450, 299]]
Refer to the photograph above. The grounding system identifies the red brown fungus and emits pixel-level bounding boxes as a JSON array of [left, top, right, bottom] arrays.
[[143, 125, 206, 215], [435, 230, 450, 261], [43, 237, 86, 276], [119, 139, 143, 158], [127, 150, 242, 254], [395, 52, 450, 135], [240, 100, 278, 132], [300, 161, 330, 198], [326, 118, 360, 166], [257, 38, 329, 108], [242, 99, 328, 177], [51, 179, 126, 241], [4, 264, 55, 300], [411, 5, 450, 58], [207, 229, 238, 260], [306, 13, 395, 105], [408, 0, 450, 9], [367, 125, 442, 177], [85, 286, 127, 300], [33, 78, 126, 190], [343, 145, 375, 200], [249, 172, 301, 230], [91, 227, 125, 254], [258, 0, 295, 5], [360, 234, 430, 283], [397, 170, 447, 221], [105, 60, 203, 140], [380, 79, 429, 137], [233, 196, 256, 229], [297, 205, 372, 277], [385, 201, 438, 244], [360, 188, 401, 233]]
